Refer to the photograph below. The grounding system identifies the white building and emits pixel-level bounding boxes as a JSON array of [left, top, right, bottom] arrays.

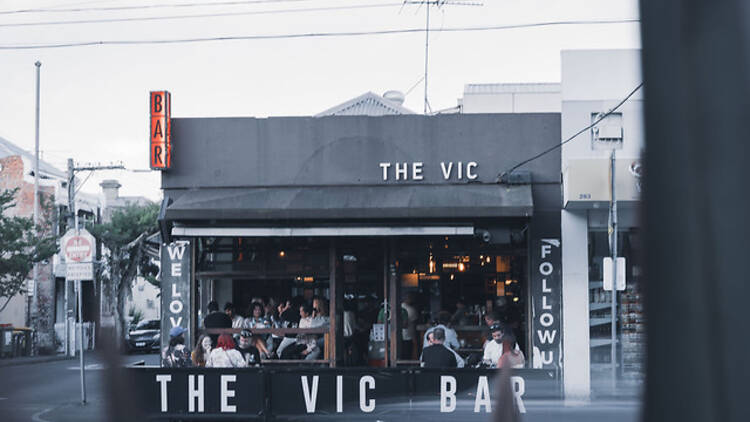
[[459, 49, 644, 399]]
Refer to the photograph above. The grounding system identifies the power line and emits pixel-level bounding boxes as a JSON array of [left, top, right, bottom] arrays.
[[497, 82, 644, 183], [0, 0, 315, 15], [0, 2, 404, 27], [0, 18, 639, 50]]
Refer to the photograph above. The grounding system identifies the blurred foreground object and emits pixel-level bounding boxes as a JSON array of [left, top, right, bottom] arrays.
[[641, 1, 750, 421]]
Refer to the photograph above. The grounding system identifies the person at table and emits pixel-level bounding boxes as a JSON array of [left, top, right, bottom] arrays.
[[236, 329, 262, 366], [420, 328, 457, 368], [422, 312, 460, 351], [203, 300, 232, 346], [482, 324, 520, 367]]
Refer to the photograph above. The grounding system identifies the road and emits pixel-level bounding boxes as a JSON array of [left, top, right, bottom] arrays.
[[0, 352, 159, 422], [0, 353, 641, 422]]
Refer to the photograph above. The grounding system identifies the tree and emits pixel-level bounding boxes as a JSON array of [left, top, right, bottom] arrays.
[[89, 203, 159, 347], [0, 188, 57, 314]]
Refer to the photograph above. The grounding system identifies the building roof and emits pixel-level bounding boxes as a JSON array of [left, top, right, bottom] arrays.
[[316, 91, 416, 117], [0, 135, 67, 180]]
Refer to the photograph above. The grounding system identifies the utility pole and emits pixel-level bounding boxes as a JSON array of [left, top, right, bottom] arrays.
[[29, 61, 41, 331], [610, 148, 618, 393], [65, 159, 123, 404]]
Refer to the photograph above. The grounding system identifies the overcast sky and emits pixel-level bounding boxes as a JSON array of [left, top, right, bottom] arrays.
[[0, 0, 640, 201]]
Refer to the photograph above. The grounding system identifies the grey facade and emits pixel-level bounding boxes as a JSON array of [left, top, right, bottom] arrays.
[[159, 112, 563, 370]]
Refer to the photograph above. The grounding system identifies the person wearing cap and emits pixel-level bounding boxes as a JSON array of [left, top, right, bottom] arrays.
[[235, 329, 262, 366], [482, 324, 520, 367], [162, 326, 193, 368]]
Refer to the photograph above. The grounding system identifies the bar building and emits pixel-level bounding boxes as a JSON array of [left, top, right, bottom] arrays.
[[158, 99, 562, 363], [156, 49, 643, 401]]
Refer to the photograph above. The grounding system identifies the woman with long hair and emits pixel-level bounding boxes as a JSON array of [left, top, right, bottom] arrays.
[[206, 334, 247, 368], [191, 334, 212, 367]]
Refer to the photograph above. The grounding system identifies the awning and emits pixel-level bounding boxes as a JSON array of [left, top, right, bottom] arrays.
[[163, 184, 533, 222]]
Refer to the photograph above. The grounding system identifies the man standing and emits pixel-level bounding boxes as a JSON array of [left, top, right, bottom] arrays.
[[420, 328, 457, 368], [204, 300, 232, 345]]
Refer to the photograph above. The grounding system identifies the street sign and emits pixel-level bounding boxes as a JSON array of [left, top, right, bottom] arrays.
[[603, 257, 626, 291], [61, 229, 95, 280]]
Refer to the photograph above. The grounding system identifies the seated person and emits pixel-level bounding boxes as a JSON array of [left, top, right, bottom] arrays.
[[422, 312, 460, 350], [450, 299, 471, 326], [482, 324, 520, 367], [420, 328, 457, 368], [235, 329, 262, 366], [497, 331, 525, 369]]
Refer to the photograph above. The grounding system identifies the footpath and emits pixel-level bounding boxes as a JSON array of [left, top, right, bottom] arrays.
[[0, 353, 73, 368]]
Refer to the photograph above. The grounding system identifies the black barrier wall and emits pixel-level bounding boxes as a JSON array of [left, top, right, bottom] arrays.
[[129, 367, 559, 420]]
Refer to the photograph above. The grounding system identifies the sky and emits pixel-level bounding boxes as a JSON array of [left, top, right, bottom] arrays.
[[0, 0, 641, 201]]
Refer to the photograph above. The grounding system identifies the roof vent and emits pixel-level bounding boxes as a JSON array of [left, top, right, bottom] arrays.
[[383, 90, 405, 106]]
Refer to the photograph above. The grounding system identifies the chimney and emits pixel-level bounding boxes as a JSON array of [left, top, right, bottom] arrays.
[[100, 179, 121, 202]]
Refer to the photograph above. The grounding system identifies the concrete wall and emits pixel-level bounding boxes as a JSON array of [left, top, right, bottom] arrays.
[[560, 49, 644, 399], [461, 83, 561, 113]]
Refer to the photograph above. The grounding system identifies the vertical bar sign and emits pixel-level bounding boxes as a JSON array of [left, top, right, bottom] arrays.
[[161, 240, 191, 365], [150, 91, 171, 169]]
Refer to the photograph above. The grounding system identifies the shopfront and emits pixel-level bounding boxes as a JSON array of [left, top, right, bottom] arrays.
[[150, 111, 563, 417]]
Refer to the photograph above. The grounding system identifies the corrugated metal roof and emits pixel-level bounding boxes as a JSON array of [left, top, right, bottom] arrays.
[[316, 91, 416, 117], [0, 135, 66, 180], [464, 83, 561, 95]]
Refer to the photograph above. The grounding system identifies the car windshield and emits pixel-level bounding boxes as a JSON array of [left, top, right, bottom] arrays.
[[134, 320, 159, 331]]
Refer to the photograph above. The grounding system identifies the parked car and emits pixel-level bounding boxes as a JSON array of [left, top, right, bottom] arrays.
[[126, 319, 161, 354]]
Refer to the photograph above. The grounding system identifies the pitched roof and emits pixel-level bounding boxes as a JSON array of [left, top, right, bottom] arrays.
[[316, 91, 416, 117], [0, 135, 66, 180]]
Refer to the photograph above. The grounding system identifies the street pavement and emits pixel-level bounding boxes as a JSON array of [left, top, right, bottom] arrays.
[[0, 352, 641, 422], [0, 352, 159, 422]]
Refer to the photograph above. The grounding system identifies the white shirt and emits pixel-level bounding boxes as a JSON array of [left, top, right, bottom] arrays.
[[482, 340, 520, 366], [401, 303, 418, 341], [231, 315, 244, 329], [206, 348, 247, 368], [422, 325, 460, 350]]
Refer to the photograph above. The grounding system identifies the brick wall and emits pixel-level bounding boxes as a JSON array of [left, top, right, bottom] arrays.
[[0, 155, 58, 352]]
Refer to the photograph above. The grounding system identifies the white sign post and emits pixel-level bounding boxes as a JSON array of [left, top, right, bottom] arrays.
[[61, 228, 93, 405]]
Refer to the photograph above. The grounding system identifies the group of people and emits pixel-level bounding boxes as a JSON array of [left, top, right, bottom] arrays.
[[419, 309, 526, 369], [161, 326, 262, 368], [204, 297, 330, 361]]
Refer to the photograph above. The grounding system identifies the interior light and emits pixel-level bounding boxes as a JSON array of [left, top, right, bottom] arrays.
[[513, 297, 520, 303], [279, 250, 286, 258], [505, 279, 512, 285], [458, 262, 466, 272], [450, 274, 455, 281]]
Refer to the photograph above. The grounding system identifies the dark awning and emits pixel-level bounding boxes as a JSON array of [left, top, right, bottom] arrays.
[[163, 184, 533, 222]]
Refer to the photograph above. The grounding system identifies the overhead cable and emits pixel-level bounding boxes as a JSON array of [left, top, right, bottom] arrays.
[[0, 2, 404, 27], [0, 0, 314, 15], [497, 82, 644, 183], [0, 18, 640, 50]]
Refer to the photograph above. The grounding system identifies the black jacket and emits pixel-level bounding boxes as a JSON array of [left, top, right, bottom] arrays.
[[421, 344, 458, 368], [204, 311, 232, 329]]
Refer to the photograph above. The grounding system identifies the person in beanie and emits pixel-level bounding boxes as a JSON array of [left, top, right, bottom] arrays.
[[162, 326, 192, 368], [235, 329, 262, 366]]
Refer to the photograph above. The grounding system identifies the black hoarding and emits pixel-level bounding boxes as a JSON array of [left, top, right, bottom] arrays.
[[128, 367, 559, 420]]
